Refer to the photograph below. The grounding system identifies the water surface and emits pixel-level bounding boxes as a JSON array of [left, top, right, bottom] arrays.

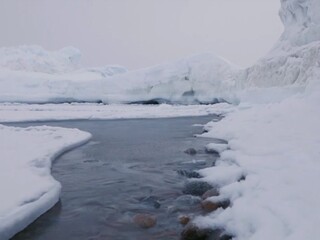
[[11, 115, 218, 240]]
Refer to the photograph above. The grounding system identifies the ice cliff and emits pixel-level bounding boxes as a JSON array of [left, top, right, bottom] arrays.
[[242, 0, 320, 89]]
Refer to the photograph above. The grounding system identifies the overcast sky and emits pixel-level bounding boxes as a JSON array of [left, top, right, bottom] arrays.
[[0, 0, 283, 70]]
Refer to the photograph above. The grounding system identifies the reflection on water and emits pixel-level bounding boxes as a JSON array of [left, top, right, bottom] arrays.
[[11, 116, 218, 240]]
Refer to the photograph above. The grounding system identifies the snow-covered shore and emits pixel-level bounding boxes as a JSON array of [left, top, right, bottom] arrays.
[[194, 89, 320, 240], [0, 125, 91, 240]]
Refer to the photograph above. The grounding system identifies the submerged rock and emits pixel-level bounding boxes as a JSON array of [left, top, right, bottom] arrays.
[[184, 148, 197, 155], [201, 199, 231, 213], [175, 195, 202, 206], [201, 188, 219, 200], [181, 224, 232, 240], [133, 213, 157, 229], [179, 215, 191, 226], [182, 181, 213, 196], [168, 195, 201, 213], [205, 148, 220, 155], [139, 196, 161, 209], [177, 169, 202, 178], [201, 200, 220, 213]]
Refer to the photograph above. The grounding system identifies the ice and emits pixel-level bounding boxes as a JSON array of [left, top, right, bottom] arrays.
[[0, 125, 91, 239], [241, 0, 320, 91], [0, 52, 238, 104]]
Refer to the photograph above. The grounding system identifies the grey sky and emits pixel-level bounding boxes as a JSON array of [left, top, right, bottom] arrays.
[[0, 0, 283, 70]]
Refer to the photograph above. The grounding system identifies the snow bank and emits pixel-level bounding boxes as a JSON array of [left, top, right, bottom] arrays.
[[92, 53, 238, 104], [0, 52, 237, 104], [0, 125, 91, 239], [196, 88, 320, 240]]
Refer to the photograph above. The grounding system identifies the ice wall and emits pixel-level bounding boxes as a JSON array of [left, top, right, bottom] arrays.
[[242, 0, 320, 89], [279, 0, 320, 46]]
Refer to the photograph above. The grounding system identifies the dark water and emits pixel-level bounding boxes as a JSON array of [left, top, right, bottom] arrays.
[[10, 115, 218, 240]]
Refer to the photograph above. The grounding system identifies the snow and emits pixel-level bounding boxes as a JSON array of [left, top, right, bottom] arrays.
[[0, 103, 226, 123], [195, 89, 320, 240], [191, 1, 320, 238], [0, 45, 81, 73], [0, 50, 238, 104], [0, 0, 320, 239], [0, 125, 91, 240]]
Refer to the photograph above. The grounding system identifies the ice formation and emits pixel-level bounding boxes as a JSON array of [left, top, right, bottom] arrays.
[[0, 51, 237, 104], [242, 0, 320, 89]]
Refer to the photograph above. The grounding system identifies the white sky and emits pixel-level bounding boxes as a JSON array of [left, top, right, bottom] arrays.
[[0, 0, 283, 70]]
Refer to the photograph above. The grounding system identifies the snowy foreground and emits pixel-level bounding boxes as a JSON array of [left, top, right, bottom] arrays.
[[0, 125, 91, 239], [195, 90, 320, 240]]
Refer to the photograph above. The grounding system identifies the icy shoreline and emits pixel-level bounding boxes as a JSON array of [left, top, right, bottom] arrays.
[[0, 125, 91, 240], [193, 89, 320, 239]]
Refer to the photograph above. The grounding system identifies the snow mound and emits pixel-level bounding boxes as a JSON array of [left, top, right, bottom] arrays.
[[100, 53, 239, 104], [0, 53, 238, 104], [0, 125, 91, 239], [0, 46, 82, 73], [84, 65, 128, 77]]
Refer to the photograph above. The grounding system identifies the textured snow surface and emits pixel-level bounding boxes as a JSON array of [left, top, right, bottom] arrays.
[[279, 0, 320, 46], [0, 103, 230, 123], [0, 125, 91, 240], [196, 88, 320, 240], [242, 0, 320, 89]]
